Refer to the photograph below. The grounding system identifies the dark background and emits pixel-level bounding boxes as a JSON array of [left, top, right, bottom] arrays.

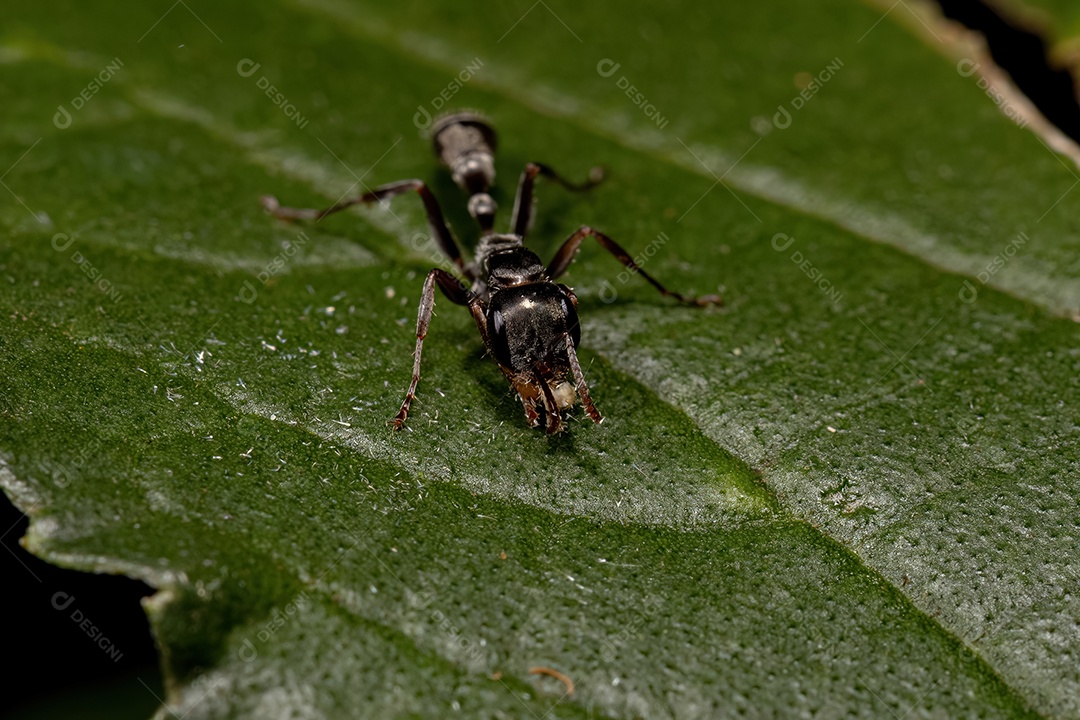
[[937, 0, 1080, 142], [1, 495, 161, 719]]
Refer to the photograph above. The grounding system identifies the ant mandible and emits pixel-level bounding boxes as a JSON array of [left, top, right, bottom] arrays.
[[261, 112, 721, 434]]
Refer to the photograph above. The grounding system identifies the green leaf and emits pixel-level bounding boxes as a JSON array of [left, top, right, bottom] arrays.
[[2, 0, 1077, 717]]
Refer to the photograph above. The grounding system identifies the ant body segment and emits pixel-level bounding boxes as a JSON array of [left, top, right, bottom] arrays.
[[261, 112, 721, 433]]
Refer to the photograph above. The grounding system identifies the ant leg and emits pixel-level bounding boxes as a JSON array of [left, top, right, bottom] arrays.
[[537, 377, 563, 434], [547, 226, 723, 307], [389, 268, 471, 429], [564, 332, 602, 424], [262, 179, 472, 279], [511, 162, 605, 238]]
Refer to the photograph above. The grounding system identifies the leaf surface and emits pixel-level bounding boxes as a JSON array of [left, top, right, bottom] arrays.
[[1, 1, 1078, 717]]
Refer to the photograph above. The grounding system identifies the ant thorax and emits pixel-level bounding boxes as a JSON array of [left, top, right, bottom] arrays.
[[475, 237, 548, 296]]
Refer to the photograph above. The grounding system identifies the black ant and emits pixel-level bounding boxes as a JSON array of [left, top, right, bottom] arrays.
[[261, 112, 721, 433]]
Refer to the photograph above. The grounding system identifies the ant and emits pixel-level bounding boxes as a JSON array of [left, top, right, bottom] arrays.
[[261, 112, 721, 434]]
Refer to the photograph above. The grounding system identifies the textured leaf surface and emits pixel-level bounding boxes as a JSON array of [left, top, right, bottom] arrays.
[[1, 1, 1078, 717]]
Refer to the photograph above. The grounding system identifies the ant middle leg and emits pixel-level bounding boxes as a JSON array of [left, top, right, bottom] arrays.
[[389, 268, 472, 429], [261, 179, 473, 279], [547, 226, 723, 307], [511, 162, 605, 238]]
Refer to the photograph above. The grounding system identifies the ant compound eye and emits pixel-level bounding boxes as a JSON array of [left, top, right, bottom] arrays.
[[489, 307, 513, 368]]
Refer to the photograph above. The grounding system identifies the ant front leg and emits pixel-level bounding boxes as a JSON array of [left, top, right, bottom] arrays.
[[390, 268, 471, 430], [563, 331, 603, 425], [547, 226, 723, 307], [511, 162, 605, 238], [262, 179, 473, 279]]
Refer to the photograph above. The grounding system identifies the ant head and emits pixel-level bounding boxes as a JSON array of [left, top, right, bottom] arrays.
[[486, 282, 582, 433]]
